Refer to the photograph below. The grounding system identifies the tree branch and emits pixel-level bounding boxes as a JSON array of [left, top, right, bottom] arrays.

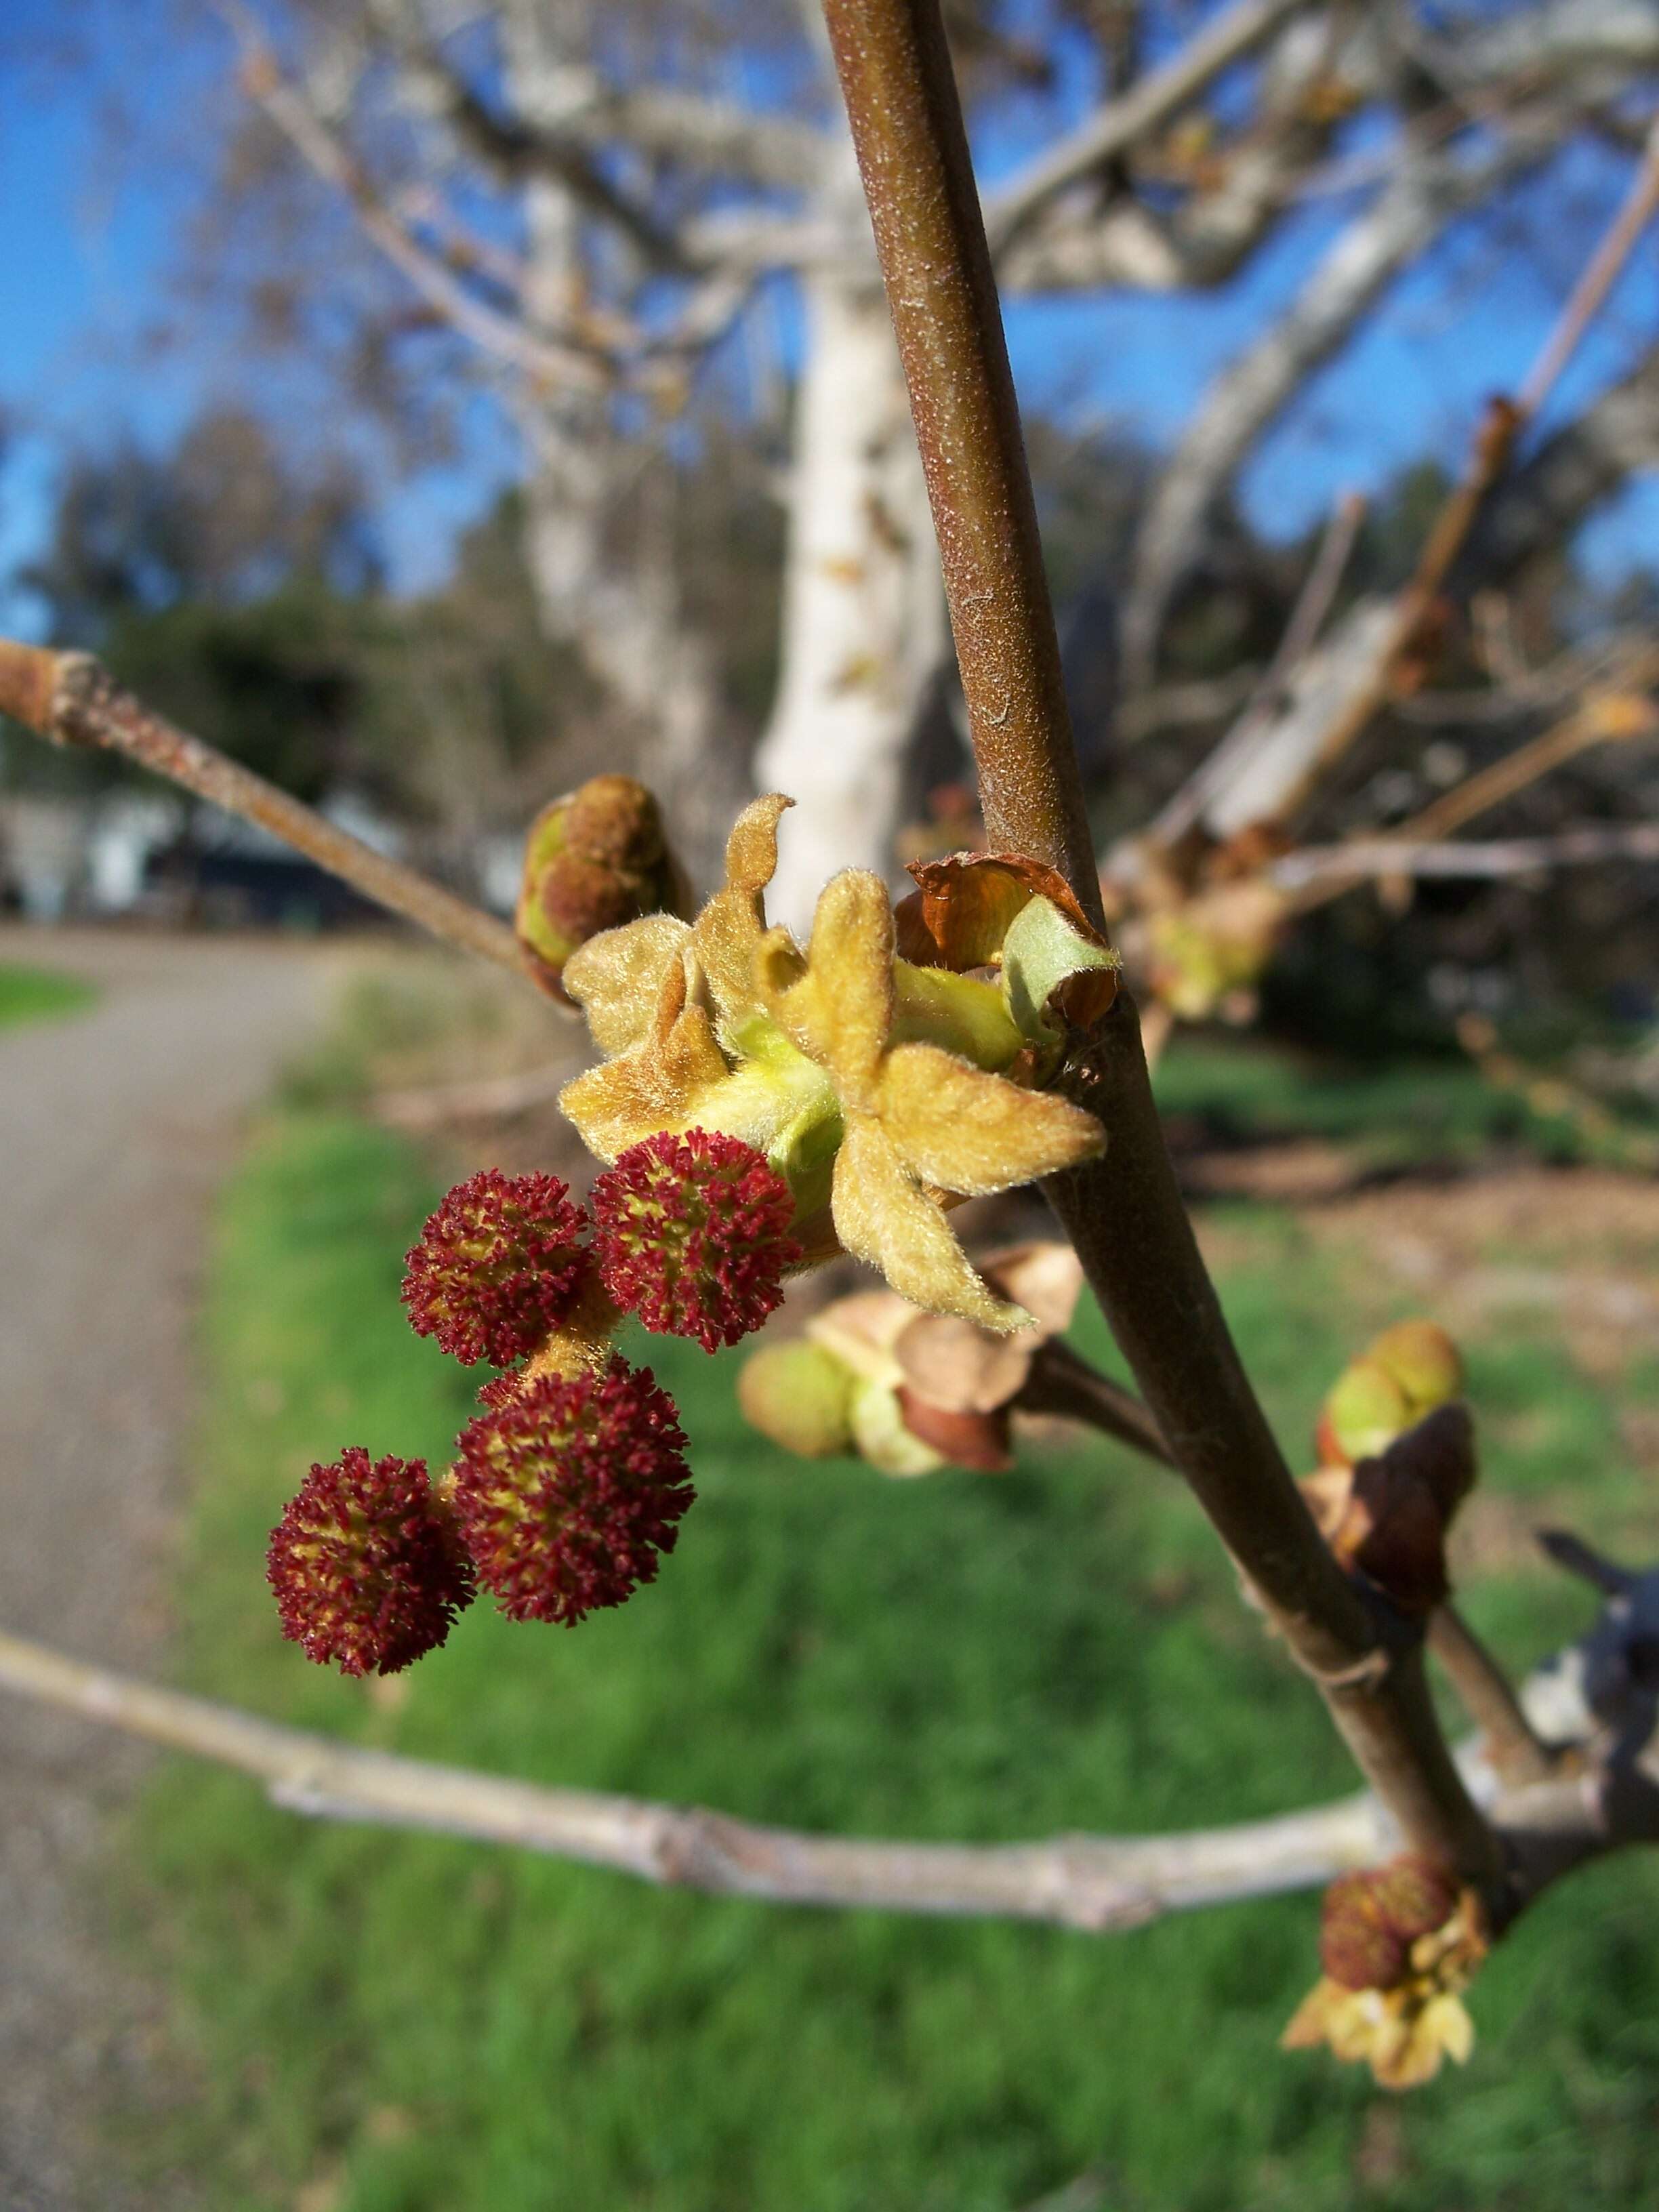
[[216, 0, 613, 389], [819, 0, 1501, 1891], [819, 0, 1100, 912], [0, 644, 535, 984], [0, 1607, 1645, 1925], [1428, 1607, 1557, 1789], [1273, 822, 1659, 890], [1274, 642, 1659, 903], [1122, 116, 1557, 687], [0, 1626, 1390, 1929], [1168, 118, 1659, 840], [1147, 488, 1366, 851], [1017, 1338, 1177, 1468], [983, 0, 1311, 254], [369, 0, 825, 197]]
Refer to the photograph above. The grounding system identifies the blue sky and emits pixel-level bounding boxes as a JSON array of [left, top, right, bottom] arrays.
[[1, 7, 1656, 632]]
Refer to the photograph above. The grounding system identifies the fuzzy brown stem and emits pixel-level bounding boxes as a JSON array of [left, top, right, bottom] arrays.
[[0, 644, 534, 981], [825, 0, 1500, 1889], [820, 0, 1101, 922]]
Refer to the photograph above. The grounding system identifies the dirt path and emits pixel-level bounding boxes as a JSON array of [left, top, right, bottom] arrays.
[[0, 928, 329, 2210]]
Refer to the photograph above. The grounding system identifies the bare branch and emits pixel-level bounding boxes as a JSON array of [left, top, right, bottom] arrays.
[[1428, 1607, 1557, 1789], [1122, 116, 1556, 686], [0, 644, 535, 985], [369, 0, 825, 195], [216, 0, 612, 390], [1515, 110, 1659, 419], [1170, 175, 1659, 845], [0, 1603, 1647, 1925], [1472, 342, 1659, 581], [983, 0, 1311, 254], [1276, 644, 1659, 903], [1147, 489, 1366, 850], [1017, 1338, 1176, 1469], [0, 1626, 1389, 1929], [1273, 821, 1659, 889]]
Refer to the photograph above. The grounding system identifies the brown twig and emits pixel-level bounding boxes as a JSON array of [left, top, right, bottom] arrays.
[[1283, 645, 1659, 908], [823, 0, 1500, 1891], [1017, 1338, 1176, 1469], [0, 644, 533, 982], [1515, 113, 1659, 419], [1427, 1607, 1557, 1789]]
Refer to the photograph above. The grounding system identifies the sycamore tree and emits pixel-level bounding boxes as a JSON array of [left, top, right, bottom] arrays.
[[58, 0, 1659, 918], [3, 0, 1659, 2099]]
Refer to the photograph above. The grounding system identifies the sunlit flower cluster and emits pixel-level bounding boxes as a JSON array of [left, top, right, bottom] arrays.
[[270, 784, 1125, 1674], [453, 1361, 694, 1624], [560, 796, 1113, 1331]]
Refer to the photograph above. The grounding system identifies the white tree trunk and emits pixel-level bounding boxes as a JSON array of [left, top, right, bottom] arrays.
[[755, 268, 946, 933]]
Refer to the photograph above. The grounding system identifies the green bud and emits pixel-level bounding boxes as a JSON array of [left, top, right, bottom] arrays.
[[848, 1376, 947, 1478], [1368, 1321, 1463, 1419], [737, 1340, 855, 1460], [1317, 1357, 1412, 1466]]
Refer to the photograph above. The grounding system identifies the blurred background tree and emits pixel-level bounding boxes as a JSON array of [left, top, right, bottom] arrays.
[[4, 0, 1659, 1023]]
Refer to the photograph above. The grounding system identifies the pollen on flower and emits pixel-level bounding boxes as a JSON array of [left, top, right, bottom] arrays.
[[476, 1370, 527, 1412], [453, 1358, 695, 1624], [401, 1168, 591, 1367], [266, 1449, 475, 1677], [591, 1128, 802, 1352]]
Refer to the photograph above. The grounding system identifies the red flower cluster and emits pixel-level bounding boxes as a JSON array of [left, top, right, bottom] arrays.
[[592, 1129, 800, 1352], [453, 1359, 695, 1624], [266, 1450, 475, 1677], [1320, 1855, 1460, 1992], [272, 1131, 798, 1671], [401, 1169, 590, 1367]]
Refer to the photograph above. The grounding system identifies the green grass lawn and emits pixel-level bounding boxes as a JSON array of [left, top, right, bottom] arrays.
[[0, 957, 96, 1029], [121, 1113, 1659, 2211]]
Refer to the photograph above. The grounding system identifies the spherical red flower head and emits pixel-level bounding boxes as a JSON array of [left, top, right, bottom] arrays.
[[402, 1169, 591, 1366], [453, 1358, 695, 1624], [591, 1128, 801, 1353], [266, 1450, 475, 1677]]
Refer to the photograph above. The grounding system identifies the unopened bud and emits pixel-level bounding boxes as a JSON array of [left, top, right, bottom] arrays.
[[516, 775, 688, 996], [1368, 1321, 1463, 1420], [737, 1340, 856, 1459], [1319, 1856, 1458, 1991], [1317, 1356, 1412, 1467]]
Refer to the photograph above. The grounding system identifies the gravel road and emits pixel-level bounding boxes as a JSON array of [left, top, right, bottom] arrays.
[[0, 928, 327, 2210]]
